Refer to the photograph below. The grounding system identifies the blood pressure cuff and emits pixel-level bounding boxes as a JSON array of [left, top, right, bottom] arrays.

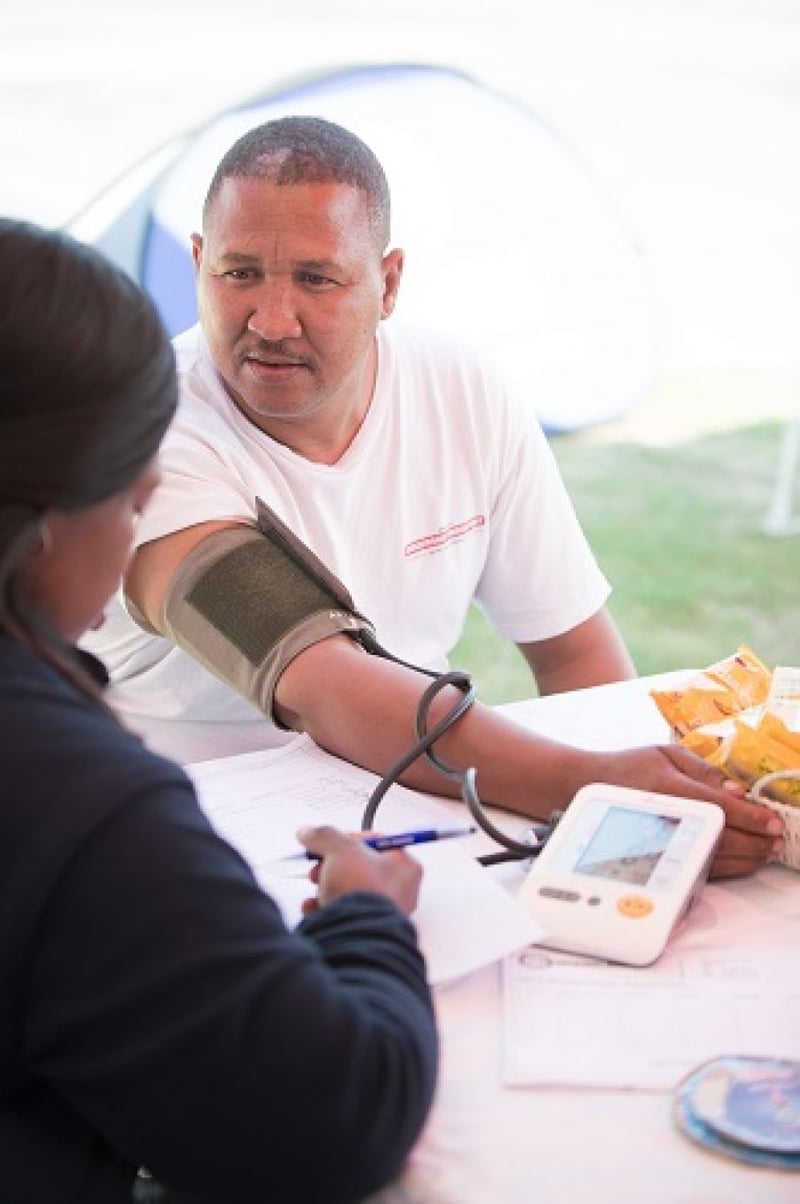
[[156, 497, 377, 726]]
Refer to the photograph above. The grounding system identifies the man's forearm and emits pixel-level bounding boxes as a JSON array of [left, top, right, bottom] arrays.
[[274, 636, 591, 821], [274, 636, 785, 881]]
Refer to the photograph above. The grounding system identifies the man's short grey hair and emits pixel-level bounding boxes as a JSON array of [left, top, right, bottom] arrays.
[[203, 115, 391, 249]]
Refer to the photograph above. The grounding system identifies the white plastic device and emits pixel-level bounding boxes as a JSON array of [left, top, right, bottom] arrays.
[[518, 783, 724, 966]]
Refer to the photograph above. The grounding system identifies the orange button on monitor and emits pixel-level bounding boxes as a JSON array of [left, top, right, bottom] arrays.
[[617, 895, 654, 919]]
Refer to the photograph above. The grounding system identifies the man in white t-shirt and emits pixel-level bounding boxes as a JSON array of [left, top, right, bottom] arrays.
[[95, 316, 622, 721], [85, 116, 780, 877]]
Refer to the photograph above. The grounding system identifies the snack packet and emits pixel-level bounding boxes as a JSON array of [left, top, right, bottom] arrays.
[[650, 646, 771, 737], [764, 666, 800, 731], [719, 715, 800, 807], [651, 650, 800, 871]]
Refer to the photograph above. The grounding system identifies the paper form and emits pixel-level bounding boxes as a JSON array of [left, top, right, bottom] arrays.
[[502, 904, 800, 1089], [186, 735, 543, 985]]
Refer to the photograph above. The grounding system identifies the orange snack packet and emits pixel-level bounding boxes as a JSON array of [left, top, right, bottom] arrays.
[[650, 645, 771, 737], [719, 714, 800, 808], [680, 727, 727, 763]]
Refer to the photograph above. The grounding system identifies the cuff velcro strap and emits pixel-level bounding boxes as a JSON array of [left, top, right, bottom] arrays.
[[159, 499, 376, 724]]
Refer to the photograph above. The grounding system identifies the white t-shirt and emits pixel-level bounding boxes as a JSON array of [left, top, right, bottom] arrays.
[[86, 321, 610, 730]]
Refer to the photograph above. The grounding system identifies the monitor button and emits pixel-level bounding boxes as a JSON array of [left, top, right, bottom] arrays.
[[617, 894, 653, 918]]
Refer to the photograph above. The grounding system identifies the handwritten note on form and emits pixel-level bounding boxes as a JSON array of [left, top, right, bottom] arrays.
[[187, 735, 542, 985]]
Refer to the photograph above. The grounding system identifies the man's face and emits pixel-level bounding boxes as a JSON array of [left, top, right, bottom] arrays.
[[192, 176, 403, 448]]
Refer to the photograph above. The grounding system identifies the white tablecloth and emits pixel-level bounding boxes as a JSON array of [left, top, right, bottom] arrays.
[[147, 673, 800, 1203]]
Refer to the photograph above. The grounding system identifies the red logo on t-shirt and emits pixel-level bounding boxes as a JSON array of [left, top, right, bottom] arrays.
[[404, 515, 486, 558]]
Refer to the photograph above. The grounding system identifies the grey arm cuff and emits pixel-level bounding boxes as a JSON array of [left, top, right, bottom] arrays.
[[159, 508, 377, 726]]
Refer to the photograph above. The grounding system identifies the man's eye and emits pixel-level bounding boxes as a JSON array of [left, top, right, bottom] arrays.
[[299, 272, 335, 287], [222, 268, 256, 281]]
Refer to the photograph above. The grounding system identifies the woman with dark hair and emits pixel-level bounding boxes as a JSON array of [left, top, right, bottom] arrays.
[[0, 220, 437, 1204]]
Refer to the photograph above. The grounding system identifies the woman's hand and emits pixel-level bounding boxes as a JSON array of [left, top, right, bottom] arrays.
[[297, 825, 423, 916]]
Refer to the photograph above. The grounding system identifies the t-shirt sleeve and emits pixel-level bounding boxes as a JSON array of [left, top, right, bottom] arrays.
[[134, 413, 258, 548], [21, 780, 437, 1204], [474, 380, 611, 642]]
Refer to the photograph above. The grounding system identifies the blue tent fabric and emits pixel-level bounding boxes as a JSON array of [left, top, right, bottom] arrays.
[[143, 220, 197, 337]]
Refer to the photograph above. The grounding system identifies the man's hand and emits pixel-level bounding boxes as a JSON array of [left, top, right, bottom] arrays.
[[297, 825, 423, 915], [590, 744, 784, 879]]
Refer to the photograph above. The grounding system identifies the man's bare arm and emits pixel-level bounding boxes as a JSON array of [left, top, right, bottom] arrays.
[[126, 533, 782, 879], [518, 608, 636, 696], [273, 634, 781, 879]]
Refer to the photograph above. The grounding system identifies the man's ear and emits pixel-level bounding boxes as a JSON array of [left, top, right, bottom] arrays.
[[190, 232, 203, 272], [380, 247, 404, 319]]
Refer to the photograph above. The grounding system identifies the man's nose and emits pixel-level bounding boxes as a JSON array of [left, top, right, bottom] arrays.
[[247, 278, 302, 341]]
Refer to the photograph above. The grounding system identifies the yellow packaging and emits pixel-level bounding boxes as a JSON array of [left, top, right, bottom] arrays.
[[719, 716, 800, 808], [708, 644, 772, 709], [758, 712, 800, 758], [650, 650, 800, 870], [680, 727, 727, 762], [764, 666, 800, 731], [650, 645, 771, 737]]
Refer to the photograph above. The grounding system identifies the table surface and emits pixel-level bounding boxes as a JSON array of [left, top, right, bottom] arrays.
[[144, 673, 800, 1203]]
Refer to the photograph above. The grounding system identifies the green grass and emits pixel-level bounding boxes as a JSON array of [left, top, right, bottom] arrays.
[[451, 420, 800, 704]]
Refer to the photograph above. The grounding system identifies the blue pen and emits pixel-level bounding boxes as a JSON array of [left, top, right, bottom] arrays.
[[279, 823, 477, 861]]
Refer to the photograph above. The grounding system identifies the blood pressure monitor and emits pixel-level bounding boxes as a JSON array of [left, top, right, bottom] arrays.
[[518, 784, 724, 966]]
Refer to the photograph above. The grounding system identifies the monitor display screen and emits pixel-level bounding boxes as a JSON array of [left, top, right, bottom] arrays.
[[573, 806, 680, 887]]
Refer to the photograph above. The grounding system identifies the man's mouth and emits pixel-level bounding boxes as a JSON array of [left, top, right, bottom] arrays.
[[243, 350, 308, 375], [243, 351, 306, 375]]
